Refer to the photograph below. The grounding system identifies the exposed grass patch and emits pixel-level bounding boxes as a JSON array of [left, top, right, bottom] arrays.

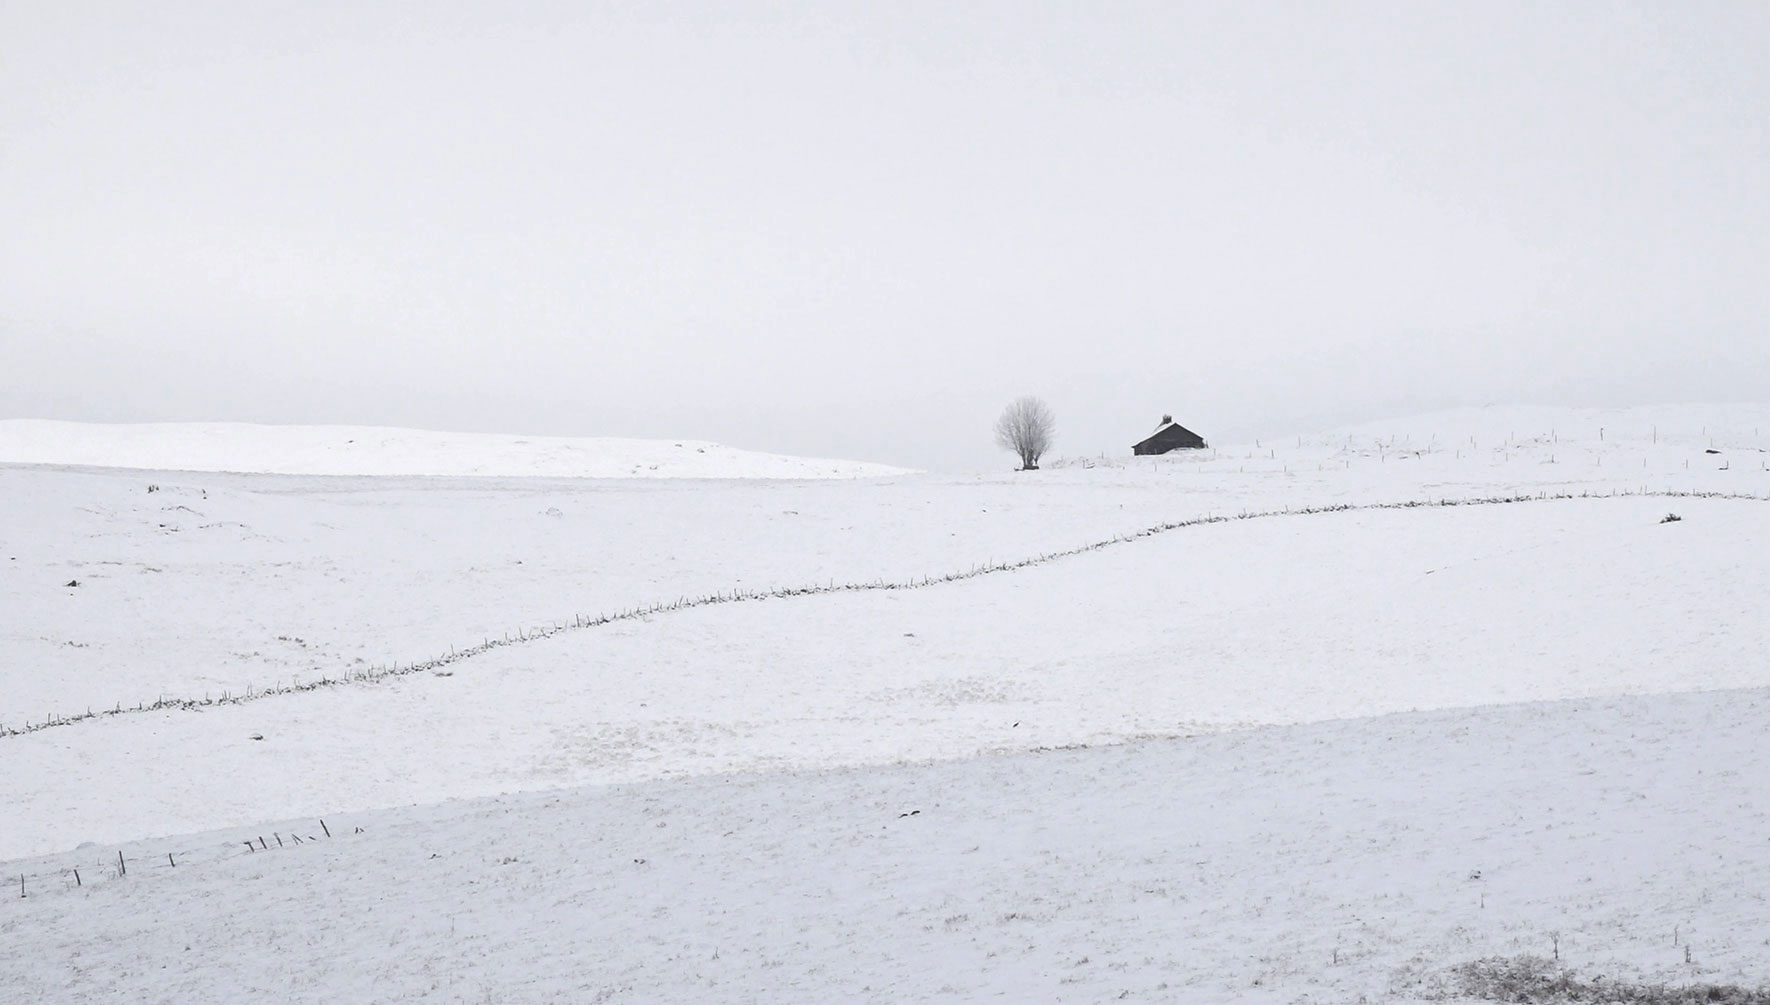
[[1450, 955, 1770, 1004]]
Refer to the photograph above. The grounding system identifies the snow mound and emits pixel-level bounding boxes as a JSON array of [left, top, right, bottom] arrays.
[[0, 420, 909, 479]]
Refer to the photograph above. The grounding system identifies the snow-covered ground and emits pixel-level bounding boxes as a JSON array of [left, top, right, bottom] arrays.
[[6, 688, 1768, 1003], [2, 404, 1768, 1002], [5, 406, 1761, 729], [6, 493, 1768, 859], [0, 420, 911, 479]]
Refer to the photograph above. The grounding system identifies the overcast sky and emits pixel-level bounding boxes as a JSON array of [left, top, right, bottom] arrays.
[[3, 2, 1766, 470]]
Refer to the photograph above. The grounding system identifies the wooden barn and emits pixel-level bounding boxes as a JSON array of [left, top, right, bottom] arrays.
[[1132, 415, 1207, 455]]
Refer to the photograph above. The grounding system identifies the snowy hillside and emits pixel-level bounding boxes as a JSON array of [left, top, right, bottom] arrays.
[[7, 689, 1765, 1002], [1319, 402, 1770, 451], [0, 420, 909, 479], [7, 492, 1766, 860], [3, 404, 1769, 1002]]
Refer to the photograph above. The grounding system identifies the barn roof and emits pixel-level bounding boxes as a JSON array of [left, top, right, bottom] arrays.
[[1132, 419, 1206, 452], [1135, 421, 1194, 443]]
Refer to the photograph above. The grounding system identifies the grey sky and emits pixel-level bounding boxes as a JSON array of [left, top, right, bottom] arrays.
[[4, 1, 1766, 470]]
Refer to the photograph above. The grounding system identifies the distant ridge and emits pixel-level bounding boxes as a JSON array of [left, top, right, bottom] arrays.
[[0, 420, 911, 479], [1314, 403, 1770, 448]]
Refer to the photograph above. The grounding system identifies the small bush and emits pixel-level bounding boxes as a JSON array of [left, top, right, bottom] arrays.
[[1661, 512, 1683, 523]]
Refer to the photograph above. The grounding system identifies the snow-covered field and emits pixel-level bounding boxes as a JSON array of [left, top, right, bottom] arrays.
[[3, 406, 1768, 1002], [6, 689, 1767, 1003]]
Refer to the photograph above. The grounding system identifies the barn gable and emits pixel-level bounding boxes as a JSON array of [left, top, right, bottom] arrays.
[[1132, 415, 1207, 455]]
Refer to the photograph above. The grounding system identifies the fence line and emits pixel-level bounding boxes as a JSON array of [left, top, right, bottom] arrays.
[[4, 487, 1764, 740], [8, 820, 345, 906]]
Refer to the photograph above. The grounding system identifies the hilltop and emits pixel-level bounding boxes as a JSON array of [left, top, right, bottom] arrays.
[[0, 419, 910, 479]]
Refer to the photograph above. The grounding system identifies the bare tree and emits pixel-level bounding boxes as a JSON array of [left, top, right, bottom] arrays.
[[994, 396, 1055, 470]]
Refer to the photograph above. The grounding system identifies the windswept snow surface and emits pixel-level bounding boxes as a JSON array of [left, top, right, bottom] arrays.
[[0, 419, 909, 478], [6, 690, 1768, 1003], [4, 404, 1770, 1002]]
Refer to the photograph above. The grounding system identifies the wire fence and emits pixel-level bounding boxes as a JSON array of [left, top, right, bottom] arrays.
[[11, 819, 360, 906]]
